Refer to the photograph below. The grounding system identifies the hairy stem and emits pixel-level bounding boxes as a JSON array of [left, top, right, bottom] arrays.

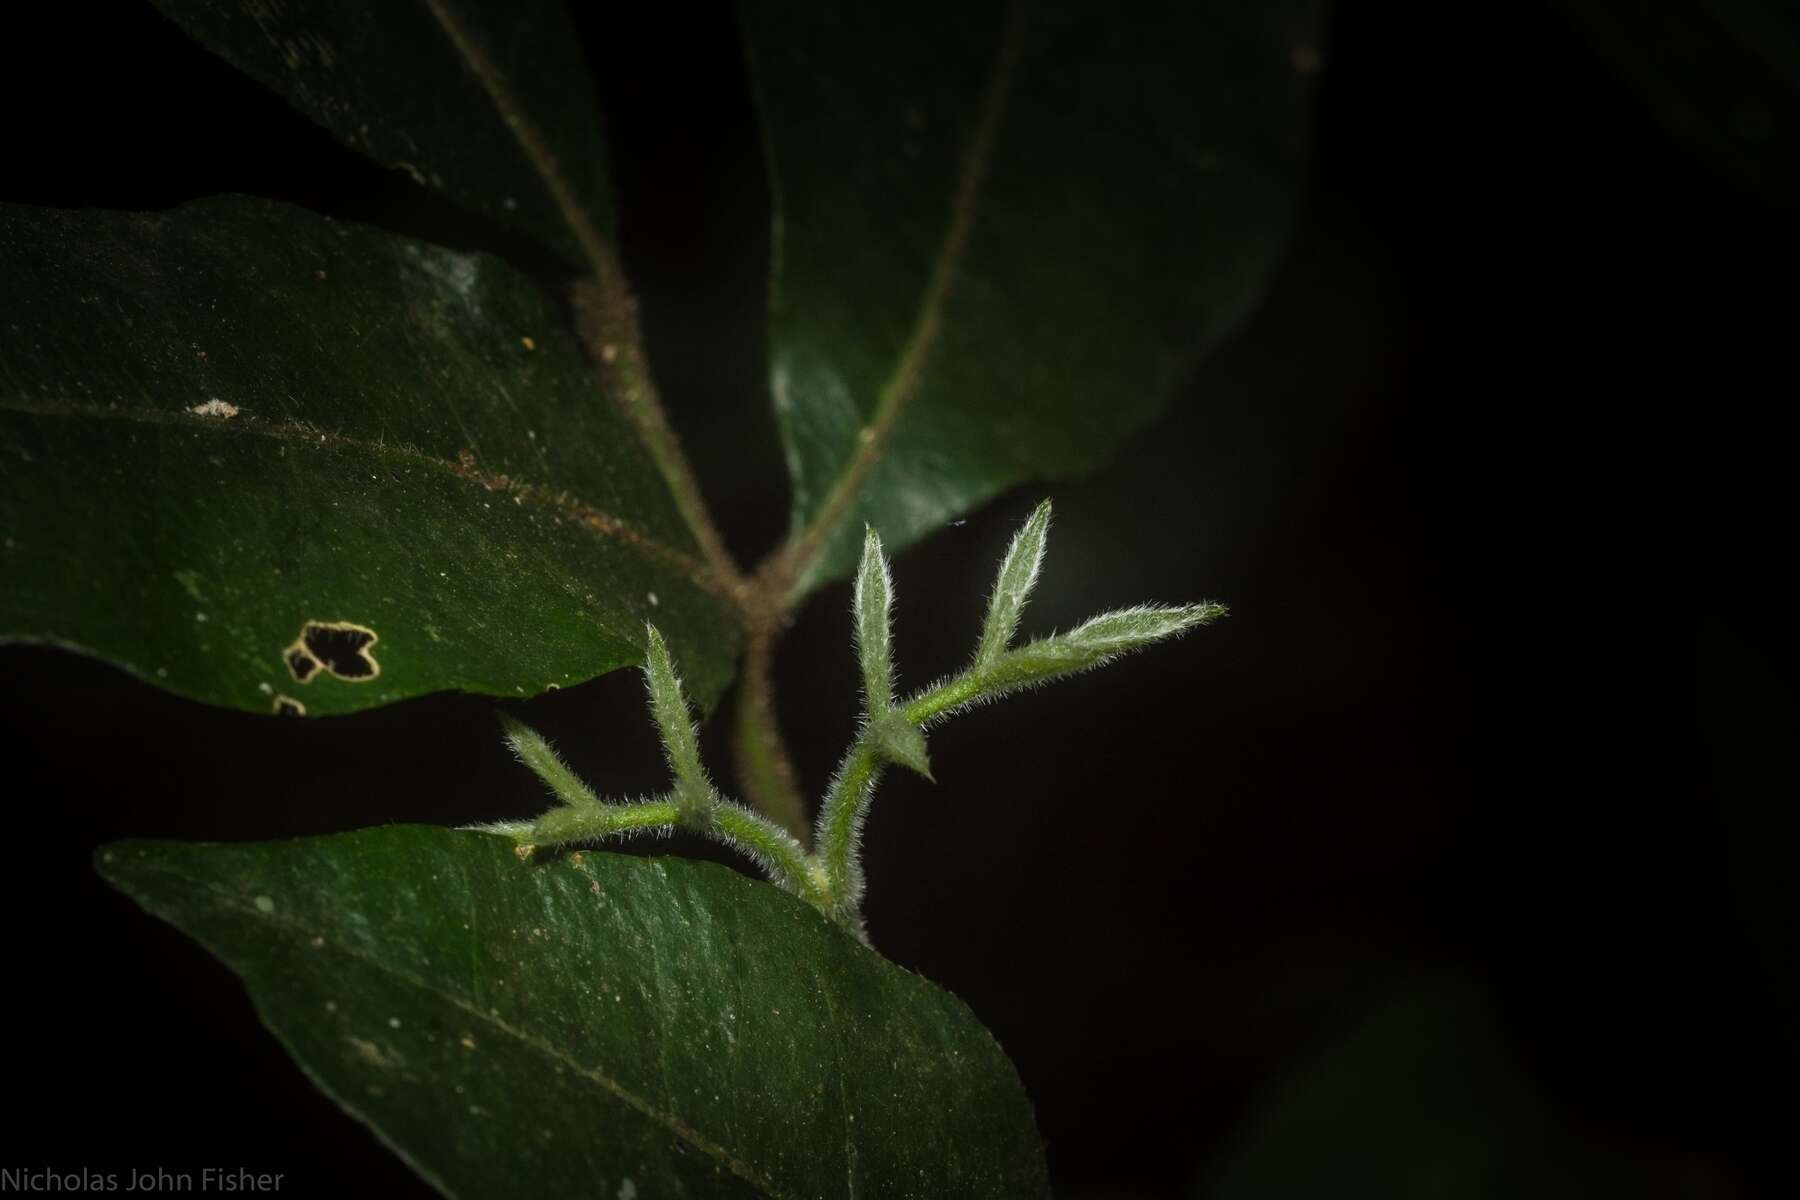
[[816, 737, 884, 917], [529, 799, 682, 846], [709, 802, 822, 906], [814, 668, 991, 909], [902, 673, 988, 728], [423, 0, 739, 592]]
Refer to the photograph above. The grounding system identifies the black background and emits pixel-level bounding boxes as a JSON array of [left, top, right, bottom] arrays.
[[3, 1, 1796, 1196]]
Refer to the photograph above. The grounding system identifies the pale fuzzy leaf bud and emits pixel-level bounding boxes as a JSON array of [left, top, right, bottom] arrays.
[[975, 499, 1051, 668], [853, 525, 895, 715], [996, 603, 1225, 689], [642, 624, 712, 823], [497, 713, 599, 809]]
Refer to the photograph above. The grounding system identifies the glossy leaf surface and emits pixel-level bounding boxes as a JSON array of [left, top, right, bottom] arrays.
[[0, 199, 736, 715], [742, 0, 1323, 587], [98, 827, 1048, 1197]]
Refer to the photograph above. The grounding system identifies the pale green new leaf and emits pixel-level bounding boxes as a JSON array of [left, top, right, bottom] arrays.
[[854, 525, 895, 714], [975, 498, 1052, 668], [907, 603, 1227, 726], [990, 603, 1227, 692], [498, 714, 597, 809], [643, 624, 709, 816]]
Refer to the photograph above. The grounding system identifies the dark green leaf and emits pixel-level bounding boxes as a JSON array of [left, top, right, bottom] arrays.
[[97, 827, 1048, 1197], [742, 0, 1323, 588], [149, 0, 613, 265], [0, 199, 737, 715]]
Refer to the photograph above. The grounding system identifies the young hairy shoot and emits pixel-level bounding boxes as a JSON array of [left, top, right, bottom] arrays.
[[490, 501, 1224, 938]]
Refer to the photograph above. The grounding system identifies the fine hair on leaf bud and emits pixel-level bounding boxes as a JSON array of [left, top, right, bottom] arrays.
[[498, 499, 1225, 941]]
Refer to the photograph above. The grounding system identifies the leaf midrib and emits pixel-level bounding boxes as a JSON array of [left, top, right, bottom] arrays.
[[418, 0, 612, 280], [776, 0, 1033, 588], [2, 396, 721, 595], [418, 0, 742, 587], [121, 854, 786, 1198]]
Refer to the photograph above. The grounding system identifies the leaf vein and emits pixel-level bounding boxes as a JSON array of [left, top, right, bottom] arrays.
[[811, 957, 859, 1196], [1, 397, 724, 597], [417, 0, 744, 588], [776, 0, 1033, 590], [125, 859, 785, 1198], [416, 0, 612, 278]]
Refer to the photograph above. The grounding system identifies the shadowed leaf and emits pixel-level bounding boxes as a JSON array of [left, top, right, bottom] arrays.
[[148, 0, 614, 264]]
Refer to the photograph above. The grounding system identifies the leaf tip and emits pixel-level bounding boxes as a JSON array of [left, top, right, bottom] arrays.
[[642, 621, 669, 658], [872, 713, 933, 781], [641, 623, 685, 702]]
